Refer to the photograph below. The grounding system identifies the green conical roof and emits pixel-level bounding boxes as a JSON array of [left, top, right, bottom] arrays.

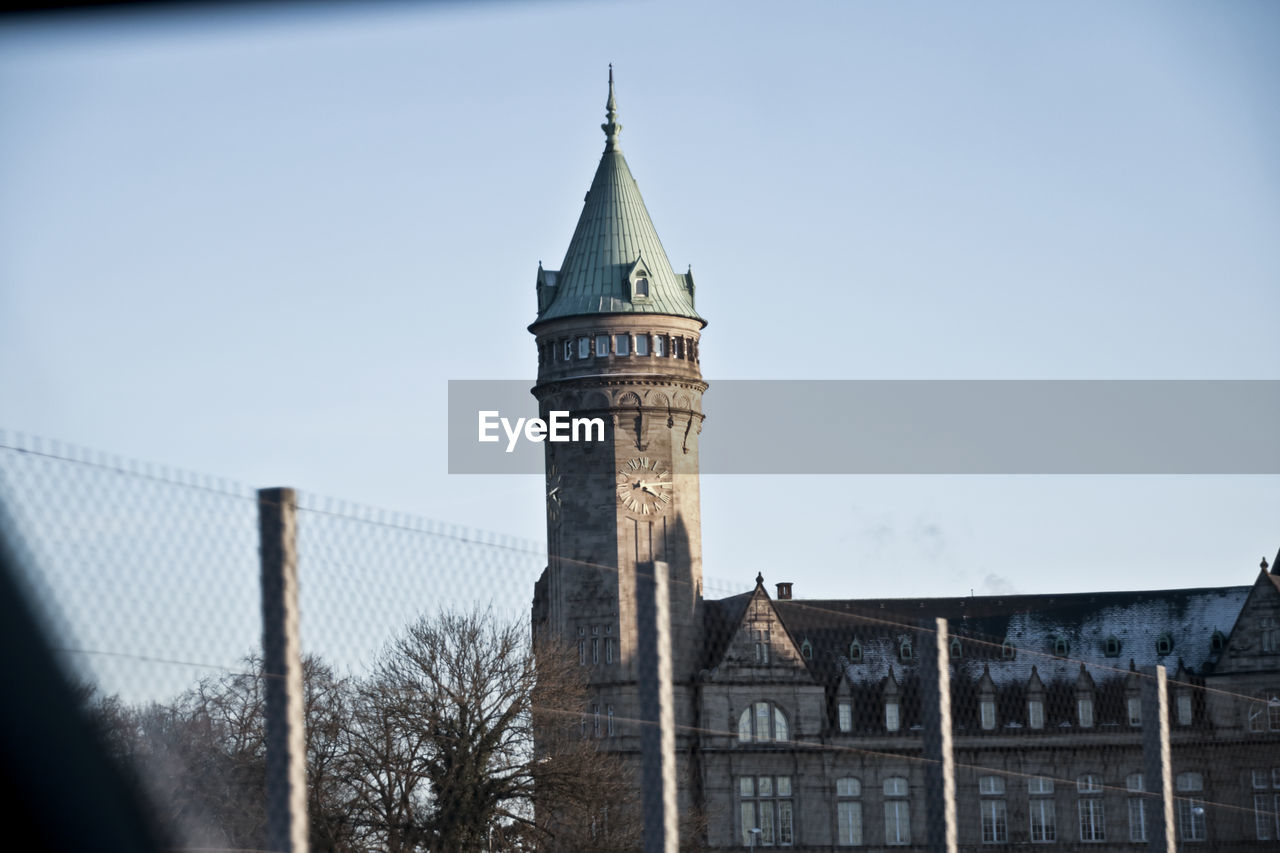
[[535, 70, 702, 325]]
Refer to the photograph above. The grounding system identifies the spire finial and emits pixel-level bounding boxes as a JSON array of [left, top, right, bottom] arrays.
[[602, 64, 622, 150]]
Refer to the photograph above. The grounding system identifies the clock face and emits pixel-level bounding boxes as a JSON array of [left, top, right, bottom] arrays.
[[616, 457, 673, 515], [546, 460, 563, 523]]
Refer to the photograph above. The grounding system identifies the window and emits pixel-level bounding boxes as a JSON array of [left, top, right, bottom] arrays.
[[1029, 777, 1056, 843], [1078, 776, 1106, 842], [592, 704, 600, 737], [652, 334, 665, 357], [634, 334, 649, 356], [755, 629, 770, 665], [848, 640, 862, 663], [883, 777, 910, 845], [838, 701, 852, 733], [1053, 636, 1070, 656], [577, 336, 590, 359], [1264, 617, 1279, 653], [979, 776, 1008, 843], [1250, 689, 1280, 732], [614, 334, 630, 356], [633, 276, 649, 298], [739, 775, 793, 846], [1156, 633, 1174, 656], [885, 701, 900, 732], [577, 626, 585, 665], [801, 639, 813, 660], [980, 699, 997, 731], [1127, 773, 1147, 842], [1104, 635, 1121, 657], [1177, 692, 1192, 725], [605, 626, 615, 664], [563, 339, 573, 360], [607, 704, 615, 736], [898, 639, 913, 662], [592, 626, 600, 664], [1177, 772, 1206, 842], [673, 337, 684, 359], [1029, 698, 1045, 730], [950, 637, 963, 659], [1253, 770, 1280, 841], [1078, 696, 1095, 729], [1001, 641, 1017, 660], [1128, 696, 1142, 727], [595, 334, 609, 356], [738, 701, 789, 743], [835, 777, 862, 846]]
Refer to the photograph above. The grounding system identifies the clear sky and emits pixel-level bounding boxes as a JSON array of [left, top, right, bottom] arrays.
[[2, 0, 1278, 607]]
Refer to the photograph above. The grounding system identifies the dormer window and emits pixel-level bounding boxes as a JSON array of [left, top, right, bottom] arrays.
[[1156, 633, 1174, 656], [1104, 636, 1121, 658], [1210, 630, 1226, 654], [801, 639, 813, 660], [950, 637, 963, 659], [1001, 641, 1017, 660], [899, 639, 913, 662], [633, 274, 649, 298], [1053, 637, 1070, 657], [848, 640, 862, 663]]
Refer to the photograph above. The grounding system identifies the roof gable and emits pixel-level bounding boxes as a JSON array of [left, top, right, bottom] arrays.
[[1212, 570, 1280, 675], [707, 581, 817, 684]]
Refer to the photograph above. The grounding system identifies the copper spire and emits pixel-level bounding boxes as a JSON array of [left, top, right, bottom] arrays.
[[602, 64, 622, 150]]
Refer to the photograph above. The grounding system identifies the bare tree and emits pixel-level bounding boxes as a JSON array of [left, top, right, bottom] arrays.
[[346, 610, 639, 852]]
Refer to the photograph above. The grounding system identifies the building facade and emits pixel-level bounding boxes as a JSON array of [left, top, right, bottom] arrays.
[[529, 74, 1280, 851]]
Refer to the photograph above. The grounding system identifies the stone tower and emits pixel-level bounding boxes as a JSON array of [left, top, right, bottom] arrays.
[[529, 70, 707, 773]]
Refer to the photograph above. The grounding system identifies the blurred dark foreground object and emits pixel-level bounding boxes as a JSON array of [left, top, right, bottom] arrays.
[[0, 509, 167, 853]]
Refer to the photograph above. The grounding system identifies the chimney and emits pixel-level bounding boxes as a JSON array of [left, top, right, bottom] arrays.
[[776, 582, 793, 600]]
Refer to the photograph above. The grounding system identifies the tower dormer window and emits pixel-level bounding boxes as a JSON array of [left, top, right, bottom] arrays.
[[634, 275, 649, 298]]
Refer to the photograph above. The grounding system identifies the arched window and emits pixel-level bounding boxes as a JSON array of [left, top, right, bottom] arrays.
[[899, 639, 913, 662], [801, 639, 813, 660], [1053, 636, 1070, 657], [738, 701, 790, 743], [950, 637, 963, 659], [1210, 630, 1226, 653], [848, 640, 862, 663], [1105, 636, 1121, 658]]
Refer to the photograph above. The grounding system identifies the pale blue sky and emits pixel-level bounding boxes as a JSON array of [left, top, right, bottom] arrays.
[[2, 0, 1277, 608]]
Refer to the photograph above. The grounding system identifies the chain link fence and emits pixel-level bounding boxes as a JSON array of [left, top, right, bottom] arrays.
[[2, 432, 1276, 851]]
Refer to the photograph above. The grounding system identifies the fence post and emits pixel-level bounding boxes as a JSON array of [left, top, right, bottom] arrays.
[[1141, 664, 1175, 853], [258, 487, 309, 853], [920, 617, 957, 853], [636, 560, 678, 853]]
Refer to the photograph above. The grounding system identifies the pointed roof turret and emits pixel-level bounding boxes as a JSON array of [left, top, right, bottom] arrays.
[[534, 69, 703, 325]]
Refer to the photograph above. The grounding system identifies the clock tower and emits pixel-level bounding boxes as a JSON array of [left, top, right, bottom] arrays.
[[530, 69, 707, 770]]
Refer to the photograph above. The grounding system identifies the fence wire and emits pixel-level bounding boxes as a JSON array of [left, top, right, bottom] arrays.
[[1, 432, 1277, 852]]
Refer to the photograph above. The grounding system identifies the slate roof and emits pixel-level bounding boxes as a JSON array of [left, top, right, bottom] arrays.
[[535, 71, 702, 325], [705, 585, 1252, 687]]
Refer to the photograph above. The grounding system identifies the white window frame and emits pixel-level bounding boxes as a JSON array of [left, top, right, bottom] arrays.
[[1078, 695, 1095, 728], [1029, 698, 1045, 730], [980, 699, 997, 731], [1127, 773, 1146, 842], [883, 777, 910, 846], [1078, 798, 1106, 843], [1128, 696, 1143, 727], [737, 701, 789, 744], [835, 777, 862, 846], [838, 701, 853, 733], [885, 700, 900, 733], [739, 775, 794, 846], [1176, 772, 1206, 842]]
